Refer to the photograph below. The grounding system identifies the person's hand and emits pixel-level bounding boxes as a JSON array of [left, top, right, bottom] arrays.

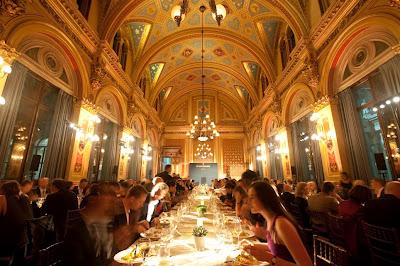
[[151, 217, 160, 227], [137, 220, 150, 231], [239, 242, 271, 261]]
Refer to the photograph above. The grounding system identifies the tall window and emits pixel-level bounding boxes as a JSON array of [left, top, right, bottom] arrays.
[[318, 0, 330, 15], [1, 72, 58, 180], [287, 28, 296, 53], [77, 0, 92, 19], [121, 42, 128, 71], [113, 32, 121, 55], [280, 39, 288, 69]]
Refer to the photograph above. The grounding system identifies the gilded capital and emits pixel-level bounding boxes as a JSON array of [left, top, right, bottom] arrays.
[[0, 40, 19, 62]]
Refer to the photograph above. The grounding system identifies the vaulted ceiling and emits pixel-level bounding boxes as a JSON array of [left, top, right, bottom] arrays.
[[108, 0, 307, 125]]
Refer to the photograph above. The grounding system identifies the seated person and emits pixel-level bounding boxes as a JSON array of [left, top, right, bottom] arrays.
[[141, 182, 169, 223], [64, 183, 116, 266], [292, 182, 310, 228], [114, 185, 150, 250], [220, 181, 235, 206], [280, 183, 295, 211], [362, 181, 400, 228], [308, 182, 339, 232]]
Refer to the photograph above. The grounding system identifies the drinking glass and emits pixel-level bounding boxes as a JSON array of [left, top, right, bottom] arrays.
[[158, 243, 170, 266], [231, 218, 242, 245]]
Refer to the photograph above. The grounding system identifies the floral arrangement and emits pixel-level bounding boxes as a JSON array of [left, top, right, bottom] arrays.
[[192, 226, 208, 237]]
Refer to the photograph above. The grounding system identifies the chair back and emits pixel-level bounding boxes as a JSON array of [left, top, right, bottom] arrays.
[[362, 221, 400, 266], [309, 210, 329, 235], [26, 215, 55, 255], [38, 241, 63, 266], [327, 213, 346, 246], [290, 202, 308, 228], [313, 235, 348, 266]]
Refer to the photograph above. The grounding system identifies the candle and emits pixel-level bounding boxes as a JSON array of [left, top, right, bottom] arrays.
[[197, 218, 203, 226]]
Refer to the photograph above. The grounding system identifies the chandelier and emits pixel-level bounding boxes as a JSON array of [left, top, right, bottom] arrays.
[[185, 6, 220, 142], [171, 0, 227, 26], [194, 143, 213, 159]]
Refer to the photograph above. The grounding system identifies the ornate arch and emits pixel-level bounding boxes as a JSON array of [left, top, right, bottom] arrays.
[[151, 62, 257, 105], [261, 111, 282, 139], [132, 28, 274, 84], [320, 14, 400, 96], [281, 82, 315, 125], [3, 17, 90, 98], [128, 113, 147, 139], [95, 85, 126, 125]]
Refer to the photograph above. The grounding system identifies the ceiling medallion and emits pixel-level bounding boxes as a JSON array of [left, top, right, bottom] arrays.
[[186, 6, 220, 142], [171, 0, 227, 27]]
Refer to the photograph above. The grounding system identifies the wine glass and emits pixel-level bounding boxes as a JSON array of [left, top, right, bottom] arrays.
[[137, 238, 151, 263], [231, 218, 242, 245]]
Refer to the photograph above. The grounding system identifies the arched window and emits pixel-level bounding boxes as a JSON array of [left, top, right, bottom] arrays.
[[318, 0, 330, 15], [112, 32, 121, 55], [77, 0, 92, 19], [280, 39, 288, 69], [287, 27, 296, 53], [120, 42, 128, 71]]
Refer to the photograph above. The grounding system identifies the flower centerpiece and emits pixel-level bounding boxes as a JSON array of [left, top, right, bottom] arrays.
[[192, 226, 208, 251], [196, 204, 207, 217]]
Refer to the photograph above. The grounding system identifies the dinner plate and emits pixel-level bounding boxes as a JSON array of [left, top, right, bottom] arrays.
[[113, 247, 144, 264], [239, 230, 255, 239], [140, 228, 163, 240]]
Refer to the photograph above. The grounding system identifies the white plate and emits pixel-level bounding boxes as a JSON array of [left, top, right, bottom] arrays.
[[113, 247, 144, 264], [140, 228, 163, 240], [239, 230, 255, 239]]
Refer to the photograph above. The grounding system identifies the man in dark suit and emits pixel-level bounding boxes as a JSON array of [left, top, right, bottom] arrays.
[[156, 164, 174, 184], [113, 185, 149, 250], [64, 185, 117, 266], [362, 181, 400, 228], [72, 178, 89, 197], [32, 177, 50, 198], [42, 179, 78, 241]]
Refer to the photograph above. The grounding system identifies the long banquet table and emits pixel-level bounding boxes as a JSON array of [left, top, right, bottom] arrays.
[[114, 192, 265, 266]]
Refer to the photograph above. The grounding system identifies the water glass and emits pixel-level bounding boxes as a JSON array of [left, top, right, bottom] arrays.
[[158, 243, 170, 265]]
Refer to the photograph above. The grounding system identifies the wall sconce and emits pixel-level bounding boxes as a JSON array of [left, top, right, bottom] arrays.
[[0, 55, 12, 105], [142, 144, 152, 161], [120, 134, 135, 158], [171, 0, 188, 27], [256, 144, 266, 161]]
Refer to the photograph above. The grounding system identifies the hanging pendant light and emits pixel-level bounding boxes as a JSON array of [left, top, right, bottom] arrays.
[[185, 6, 220, 142]]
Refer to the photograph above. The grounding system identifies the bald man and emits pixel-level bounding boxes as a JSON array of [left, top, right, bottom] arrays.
[[362, 181, 400, 228]]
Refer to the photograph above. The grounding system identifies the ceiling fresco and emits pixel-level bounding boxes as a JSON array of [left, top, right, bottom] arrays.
[[128, 0, 275, 51], [160, 67, 249, 100], [149, 37, 258, 80], [115, 0, 300, 122]]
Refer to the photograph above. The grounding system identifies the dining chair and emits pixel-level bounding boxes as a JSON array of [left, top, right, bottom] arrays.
[[38, 241, 64, 266], [313, 235, 348, 266], [327, 213, 346, 246], [362, 221, 400, 266]]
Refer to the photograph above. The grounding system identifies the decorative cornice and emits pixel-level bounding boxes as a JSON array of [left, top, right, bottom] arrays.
[[393, 44, 400, 55], [313, 96, 330, 112], [39, 0, 99, 56], [81, 98, 98, 113], [313, 0, 369, 55]]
